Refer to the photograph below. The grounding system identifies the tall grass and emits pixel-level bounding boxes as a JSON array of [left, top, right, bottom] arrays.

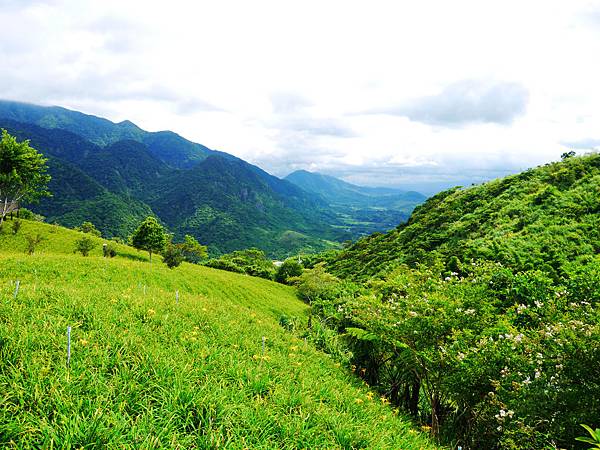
[[0, 220, 437, 448]]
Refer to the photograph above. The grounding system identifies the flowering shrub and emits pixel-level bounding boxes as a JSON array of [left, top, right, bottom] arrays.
[[307, 260, 600, 448]]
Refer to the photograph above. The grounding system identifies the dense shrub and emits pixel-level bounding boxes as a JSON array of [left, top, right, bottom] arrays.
[[75, 221, 102, 237], [74, 236, 96, 256], [205, 248, 275, 280], [162, 243, 184, 269], [275, 258, 303, 284], [306, 261, 600, 448], [24, 233, 44, 255]]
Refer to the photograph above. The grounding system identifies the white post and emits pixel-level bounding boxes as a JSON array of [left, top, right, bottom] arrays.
[[66, 326, 71, 367], [143, 285, 146, 295], [14, 280, 20, 299]]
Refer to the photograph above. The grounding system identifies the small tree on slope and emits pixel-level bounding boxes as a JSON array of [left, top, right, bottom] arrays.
[[131, 216, 167, 263], [0, 129, 51, 226]]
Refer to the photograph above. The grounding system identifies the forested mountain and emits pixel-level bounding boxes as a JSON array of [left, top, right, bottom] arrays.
[[0, 111, 343, 256], [324, 153, 600, 280], [285, 170, 426, 237], [0, 100, 215, 168]]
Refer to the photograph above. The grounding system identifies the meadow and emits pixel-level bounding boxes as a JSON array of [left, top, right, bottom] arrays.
[[0, 219, 436, 449]]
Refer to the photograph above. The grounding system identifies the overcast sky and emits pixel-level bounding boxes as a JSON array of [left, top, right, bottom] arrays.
[[2, 0, 600, 192]]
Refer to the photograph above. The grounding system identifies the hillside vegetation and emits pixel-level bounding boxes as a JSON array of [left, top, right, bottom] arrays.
[[0, 220, 435, 449], [327, 154, 600, 280], [297, 155, 600, 449]]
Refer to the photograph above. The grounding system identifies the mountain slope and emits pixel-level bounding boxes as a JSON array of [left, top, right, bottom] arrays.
[[285, 170, 426, 237], [148, 156, 340, 255], [325, 154, 600, 280], [0, 116, 342, 256], [0, 219, 436, 449], [286, 170, 424, 206]]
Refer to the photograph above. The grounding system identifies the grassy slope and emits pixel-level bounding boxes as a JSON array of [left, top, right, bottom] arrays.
[[0, 220, 435, 449]]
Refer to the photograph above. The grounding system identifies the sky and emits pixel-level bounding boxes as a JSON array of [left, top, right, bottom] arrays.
[[1, 0, 600, 193]]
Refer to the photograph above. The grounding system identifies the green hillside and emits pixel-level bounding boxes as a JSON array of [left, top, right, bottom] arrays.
[[298, 154, 600, 449], [0, 220, 435, 449], [326, 153, 600, 280]]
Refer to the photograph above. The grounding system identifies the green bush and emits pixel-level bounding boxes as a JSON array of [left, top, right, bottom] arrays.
[[205, 248, 275, 280], [162, 243, 184, 269], [75, 221, 102, 237], [103, 242, 117, 258], [74, 236, 96, 256], [275, 258, 303, 284]]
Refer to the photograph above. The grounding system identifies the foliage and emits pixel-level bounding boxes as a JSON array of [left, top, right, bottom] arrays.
[[178, 234, 208, 263], [576, 424, 600, 448], [75, 221, 102, 237], [73, 236, 96, 256], [292, 263, 342, 304], [0, 129, 51, 225], [299, 155, 600, 448], [130, 216, 167, 262], [274, 258, 303, 284], [162, 243, 184, 269], [307, 261, 600, 448], [0, 219, 436, 449], [205, 248, 276, 280], [24, 233, 44, 255]]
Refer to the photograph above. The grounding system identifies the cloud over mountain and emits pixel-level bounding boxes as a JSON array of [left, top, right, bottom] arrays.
[[369, 80, 529, 127]]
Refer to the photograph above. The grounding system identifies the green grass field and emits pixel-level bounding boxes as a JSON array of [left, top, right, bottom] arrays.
[[0, 219, 436, 449]]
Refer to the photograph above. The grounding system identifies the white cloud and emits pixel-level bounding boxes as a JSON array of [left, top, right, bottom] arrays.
[[0, 0, 599, 190]]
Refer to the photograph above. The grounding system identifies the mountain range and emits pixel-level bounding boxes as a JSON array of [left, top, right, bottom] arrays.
[[285, 170, 425, 237], [0, 100, 425, 257]]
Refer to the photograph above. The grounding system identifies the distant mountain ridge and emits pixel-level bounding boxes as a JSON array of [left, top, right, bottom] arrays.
[[0, 100, 424, 256], [286, 170, 424, 205], [285, 170, 426, 237], [0, 100, 216, 168], [0, 105, 342, 257]]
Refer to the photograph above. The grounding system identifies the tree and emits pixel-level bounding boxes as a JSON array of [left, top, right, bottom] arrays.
[[75, 221, 101, 237], [561, 150, 576, 160], [0, 129, 51, 226], [162, 243, 184, 268], [74, 236, 96, 256], [275, 258, 303, 284], [130, 216, 167, 262], [179, 234, 208, 263]]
